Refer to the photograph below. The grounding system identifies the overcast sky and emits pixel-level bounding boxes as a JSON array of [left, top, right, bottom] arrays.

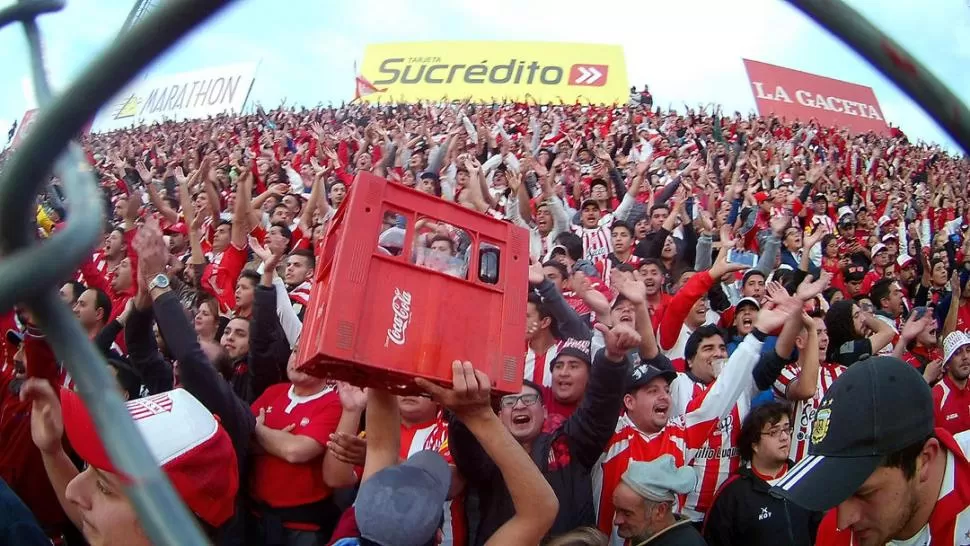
[[1, 0, 968, 151]]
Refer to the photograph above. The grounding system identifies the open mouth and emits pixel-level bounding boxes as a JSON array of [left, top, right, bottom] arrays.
[[511, 414, 531, 425], [653, 404, 669, 417], [741, 317, 754, 328]]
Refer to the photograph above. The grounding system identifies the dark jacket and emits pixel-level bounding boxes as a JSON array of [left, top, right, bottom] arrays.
[[703, 464, 822, 546], [449, 350, 627, 546], [229, 285, 290, 404], [148, 292, 256, 546], [634, 516, 707, 545], [124, 307, 174, 396]]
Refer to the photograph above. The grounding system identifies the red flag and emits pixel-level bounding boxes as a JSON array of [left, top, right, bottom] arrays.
[[353, 61, 386, 101], [354, 74, 386, 101]]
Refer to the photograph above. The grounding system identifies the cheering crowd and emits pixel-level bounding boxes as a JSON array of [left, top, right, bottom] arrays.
[[1, 95, 970, 546]]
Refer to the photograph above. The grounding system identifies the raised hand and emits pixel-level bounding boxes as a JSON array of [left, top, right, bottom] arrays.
[[528, 258, 546, 286], [249, 236, 282, 269], [594, 322, 642, 361], [754, 291, 803, 333], [611, 269, 646, 305], [415, 361, 492, 420], [337, 381, 368, 412], [795, 272, 833, 301], [133, 216, 170, 283], [20, 378, 64, 455]]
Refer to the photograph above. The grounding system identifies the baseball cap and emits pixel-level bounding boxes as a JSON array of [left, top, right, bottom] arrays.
[[735, 296, 761, 312], [552, 338, 592, 370], [356, 450, 452, 546], [742, 269, 766, 285], [812, 193, 828, 203], [943, 331, 970, 366], [837, 207, 855, 222], [580, 198, 601, 211], [164, 222, 189, 236], [418, 171, 439, 182], [881, 233, 898, 242], [871, 243, 888, 256], [626, 361, 677, 393], [896, 254, 915, 269], [843, 265, 866, 282], [772, 356, 934, 512], [61, 388, 239, 527], [377, 226, 406, 252]]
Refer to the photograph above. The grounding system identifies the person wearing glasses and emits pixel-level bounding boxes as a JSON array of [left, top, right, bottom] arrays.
[[448, 322, 642, 545], [702, 403, 822, 546]]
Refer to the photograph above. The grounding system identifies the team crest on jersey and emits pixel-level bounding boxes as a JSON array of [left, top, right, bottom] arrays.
[[811, 406, 832, 445], [300, 417, 310, 427]]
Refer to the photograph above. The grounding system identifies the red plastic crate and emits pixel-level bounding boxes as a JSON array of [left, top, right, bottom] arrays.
[[296, 172, 529, 396]]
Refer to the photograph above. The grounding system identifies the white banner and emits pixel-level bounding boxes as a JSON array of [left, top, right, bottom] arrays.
[[92, 63, 257, 132]]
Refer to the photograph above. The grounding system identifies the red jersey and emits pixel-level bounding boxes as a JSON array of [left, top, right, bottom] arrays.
[[201, 242, 248, 314], [815, 428, 970, 545], [957, 302, 970, 334], [0, 333, 68, 532], [249, 383, 341, 512], [933, 376, 970, 437], [774, 362, 847, 463]]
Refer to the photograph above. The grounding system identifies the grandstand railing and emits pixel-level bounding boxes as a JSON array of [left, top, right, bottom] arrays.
[[0, 0, 965, 545]]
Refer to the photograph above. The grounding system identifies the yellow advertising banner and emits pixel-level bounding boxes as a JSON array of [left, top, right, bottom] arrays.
[[359, 41, 629, 105]]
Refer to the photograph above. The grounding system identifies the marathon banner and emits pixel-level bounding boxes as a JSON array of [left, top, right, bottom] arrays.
[[92, 63, 257, 132], [742, 59, 889, 135], [359, 41, 629, 105], [9, 109, 38, 149]]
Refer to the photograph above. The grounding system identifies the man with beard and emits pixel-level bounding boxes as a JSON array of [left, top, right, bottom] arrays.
[[610, 456, 703, 546], [773, 356, 970, 546], [931, 331, 970, 435]]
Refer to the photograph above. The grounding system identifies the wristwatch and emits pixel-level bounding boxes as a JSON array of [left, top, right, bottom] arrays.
[[148, 273, 170, 291]]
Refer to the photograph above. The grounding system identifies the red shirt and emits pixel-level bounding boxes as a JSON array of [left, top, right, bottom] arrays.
[[250, 383, 341, 511], [933, 376, 970, 437], [957, 302, 970, 334], [201, 242, 248, 313], [0, 333, 68, 532], [815, 428, 970, 545]]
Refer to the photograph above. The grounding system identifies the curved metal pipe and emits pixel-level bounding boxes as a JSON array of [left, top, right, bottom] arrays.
[[787, 0, 970, 153]]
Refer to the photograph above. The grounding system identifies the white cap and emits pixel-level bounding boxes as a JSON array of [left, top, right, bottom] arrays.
[[944, 331, 970, 366], [871, 243, 888, 256]]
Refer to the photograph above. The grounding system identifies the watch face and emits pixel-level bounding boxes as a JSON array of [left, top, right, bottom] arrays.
[[153, 274, 169, 288]]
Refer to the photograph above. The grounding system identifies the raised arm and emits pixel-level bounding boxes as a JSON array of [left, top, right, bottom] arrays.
[[417, 363, 558, 546]]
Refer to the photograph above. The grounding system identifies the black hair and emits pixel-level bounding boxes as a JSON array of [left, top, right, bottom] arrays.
[[880, 434, 934, 481], [820, 234, 838, 255], [611, 220, 634, 237], [521, 379, 544, 404], [267, 223, 294, 255], [289, 248, 317, 271], [821, 287, 842, 303], [92, 288, 112, 324], [271, 202, 290, 215], [553, 232, 584, 262], [639, 258, 668, 276], [541, 260, 569, 282], [238, 269, 260, 288], [106, 357, 142, 400], [824, 299, 861, 363], [738, 402, 791, 462], [63, 280, 87, 305], [650, 203, 670, 215], [684, 325, 726, 362], [870, 278, 895, 311], [589, 178, 609, 191]]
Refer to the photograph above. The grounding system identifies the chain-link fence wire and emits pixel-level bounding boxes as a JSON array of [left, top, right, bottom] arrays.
[[0, 1, 233, 545], [0, 0, 966, 545]]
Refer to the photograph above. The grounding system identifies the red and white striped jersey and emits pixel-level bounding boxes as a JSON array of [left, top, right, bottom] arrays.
[[288, 281, 312, 318], [399, 415, 467, 546], [592, 336, 764, 544], [78, 250, 110, 283], [814, 429, 970, 545], [773, 362, 847, 463], [596, 254, 645, 289], [524, 342, 561, 387], [668, 373, 751, 521], [572, 223, 613, 265]]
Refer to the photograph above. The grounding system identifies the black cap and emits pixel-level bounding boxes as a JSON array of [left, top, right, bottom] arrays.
[[771, 356, 934, 512], [626, 361, 677, 393], [551, 338, 592, 371]]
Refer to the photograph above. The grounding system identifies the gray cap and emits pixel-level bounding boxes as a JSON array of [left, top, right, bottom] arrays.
[[356, 450, 452, 546], [621, 454, 697, 503]]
